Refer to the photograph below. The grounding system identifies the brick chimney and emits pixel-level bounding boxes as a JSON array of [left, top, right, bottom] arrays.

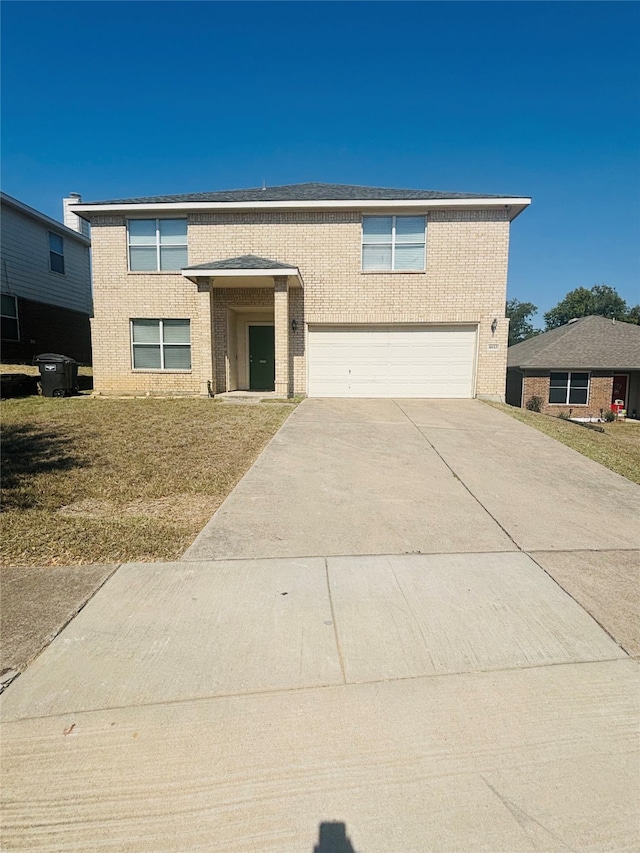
[[63, 192, 90, 238]]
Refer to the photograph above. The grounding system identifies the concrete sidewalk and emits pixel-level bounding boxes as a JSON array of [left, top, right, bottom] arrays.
[[0, 563, 119, 686], [2, 399, 639, 851], [2, 553, 638, 851]]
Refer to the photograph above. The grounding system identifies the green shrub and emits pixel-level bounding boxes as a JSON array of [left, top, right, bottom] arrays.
[[526, 396, 543, 413], [604, 409, 616, 422]]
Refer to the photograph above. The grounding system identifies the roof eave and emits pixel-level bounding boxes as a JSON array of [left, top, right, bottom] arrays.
[[509, 363, 640, 371], [181, 267, 303, 287], [1, 192, 92, 245], [71, 197, 531, 221]]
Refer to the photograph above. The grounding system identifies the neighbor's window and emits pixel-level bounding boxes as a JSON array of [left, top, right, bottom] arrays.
[[549, 372, 589, 405], [128, 219, 188, 271], [49, 231, 65, 274], [362, 215, 425, 271], [1, 294, 19, 340], [131, 319, 191, 369]]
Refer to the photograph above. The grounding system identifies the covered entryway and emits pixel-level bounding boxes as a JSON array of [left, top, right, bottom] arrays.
[[181, 254, 303, 397], [307, 324, 477, 398]]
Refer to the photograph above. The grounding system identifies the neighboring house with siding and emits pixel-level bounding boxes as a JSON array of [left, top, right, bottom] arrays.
[[506, 315, 640, 419], [1, 192, 92, 363], [71, 182, 530, 398]]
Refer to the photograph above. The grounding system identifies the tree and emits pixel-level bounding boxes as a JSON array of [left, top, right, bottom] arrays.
[[506, 298, 539, 346], [625, 304, 640, 325], [544, 284, 630, 330]]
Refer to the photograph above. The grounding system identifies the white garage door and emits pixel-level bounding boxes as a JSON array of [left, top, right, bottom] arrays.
[[307, 325, 477, 398]]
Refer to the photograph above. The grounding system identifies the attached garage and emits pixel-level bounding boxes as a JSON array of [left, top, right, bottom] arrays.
[[307, 325, 478, 398]]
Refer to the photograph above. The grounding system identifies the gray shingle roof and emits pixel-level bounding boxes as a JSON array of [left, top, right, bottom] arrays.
[[508, 316, 640, 370], [183, 255, 296, 271], [84, 182, 514, 205]]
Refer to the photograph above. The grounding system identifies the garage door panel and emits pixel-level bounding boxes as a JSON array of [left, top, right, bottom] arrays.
[[308, 325, 476, 398]]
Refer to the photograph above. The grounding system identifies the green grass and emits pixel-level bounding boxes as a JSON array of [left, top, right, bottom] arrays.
[[485, 402, 640, 484], [1, 396, 296, 567]]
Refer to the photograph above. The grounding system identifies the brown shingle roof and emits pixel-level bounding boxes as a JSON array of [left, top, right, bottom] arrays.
[[507, 316, 640, 370]]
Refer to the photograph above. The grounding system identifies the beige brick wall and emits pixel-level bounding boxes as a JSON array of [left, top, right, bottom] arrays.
[[90, 217, 201, 395], [90, 208, 512, 397], [522, 371, 614, 419]]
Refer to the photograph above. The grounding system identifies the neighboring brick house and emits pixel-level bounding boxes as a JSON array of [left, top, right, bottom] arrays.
[[71, 183, 530, 398], [506, 316, 640, 419], [1, 193, 92, 363]]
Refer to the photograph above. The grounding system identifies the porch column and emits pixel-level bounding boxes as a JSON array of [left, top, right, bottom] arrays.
[[197, 280, 216, 396], [274, 275, 290, 397]]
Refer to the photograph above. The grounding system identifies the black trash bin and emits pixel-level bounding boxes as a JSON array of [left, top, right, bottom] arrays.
[[33, 353, 79, 398]]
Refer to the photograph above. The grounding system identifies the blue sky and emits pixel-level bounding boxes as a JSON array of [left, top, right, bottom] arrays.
[[2, 1, 638, 322]]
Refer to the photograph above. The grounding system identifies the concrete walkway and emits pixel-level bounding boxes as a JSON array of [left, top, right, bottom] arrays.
[[2, 400, 639, 852]]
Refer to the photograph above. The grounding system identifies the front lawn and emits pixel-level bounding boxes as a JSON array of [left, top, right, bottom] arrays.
[[1, 397, 296, 566], [486, 402, 640, 484]]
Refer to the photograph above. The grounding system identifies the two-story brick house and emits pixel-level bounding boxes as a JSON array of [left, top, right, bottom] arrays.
[[71, 183, 530, 398]]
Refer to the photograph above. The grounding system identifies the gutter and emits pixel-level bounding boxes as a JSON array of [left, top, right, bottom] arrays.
[[70, 197, 532, 222]]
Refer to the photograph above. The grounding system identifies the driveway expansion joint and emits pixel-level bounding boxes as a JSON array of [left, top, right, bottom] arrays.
[[2, 656, 631, 726], [324, 556, 347, 684], [393, 400, 524, 552]]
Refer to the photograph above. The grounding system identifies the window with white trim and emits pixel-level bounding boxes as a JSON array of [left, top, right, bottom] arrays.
[[49, 231, 65, 274], [1, 294, 19, 341], [128, 219, 188, 271], [362, 215, 425, 271], [548, 372, 589, 405], [131, 319, 191, 370]]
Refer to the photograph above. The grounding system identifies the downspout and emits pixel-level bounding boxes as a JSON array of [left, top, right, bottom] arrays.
[[515, 367, 526, 408]]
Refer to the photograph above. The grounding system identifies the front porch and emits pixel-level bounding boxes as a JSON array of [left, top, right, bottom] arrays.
[[214, 390, 289, 403], [182, 255, 304, 398]]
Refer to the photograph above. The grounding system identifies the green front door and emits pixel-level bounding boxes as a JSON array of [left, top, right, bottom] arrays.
[[249, 325, 275, 391]]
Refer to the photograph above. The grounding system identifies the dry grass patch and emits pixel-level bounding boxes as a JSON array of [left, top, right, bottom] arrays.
[[1, 396, 296, 566], [486, 402, 640, 483], [1, 363, 93, 376]]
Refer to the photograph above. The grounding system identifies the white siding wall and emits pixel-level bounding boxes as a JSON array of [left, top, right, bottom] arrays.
[[1, 202, 92, 313]]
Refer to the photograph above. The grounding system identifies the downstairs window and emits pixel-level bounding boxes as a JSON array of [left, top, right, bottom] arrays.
[[1, 294, 19, 340], [131, 319, 191, 370], [548, 372, 589, 405]]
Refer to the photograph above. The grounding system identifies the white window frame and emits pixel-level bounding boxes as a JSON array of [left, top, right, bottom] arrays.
[[130, 319, 191, 371], [48, 231, 65, 275], [127, 219, 188, 272], [1, 293, 19, 341], [548, 371, 591, 406], [362, 215, 426, 272]]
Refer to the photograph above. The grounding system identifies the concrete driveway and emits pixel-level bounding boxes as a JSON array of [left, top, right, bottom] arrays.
[[2, 399, 639, 852], [184, 398, 640, 558]]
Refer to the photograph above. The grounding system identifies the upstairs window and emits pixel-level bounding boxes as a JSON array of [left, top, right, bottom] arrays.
[[131, 319, 191, 370], [128, 219, 188, 271], [49, 231, 65, 274], [362, 215, 425, 271], [549, 372, 589, 405], [1, 294, 19, 340]]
